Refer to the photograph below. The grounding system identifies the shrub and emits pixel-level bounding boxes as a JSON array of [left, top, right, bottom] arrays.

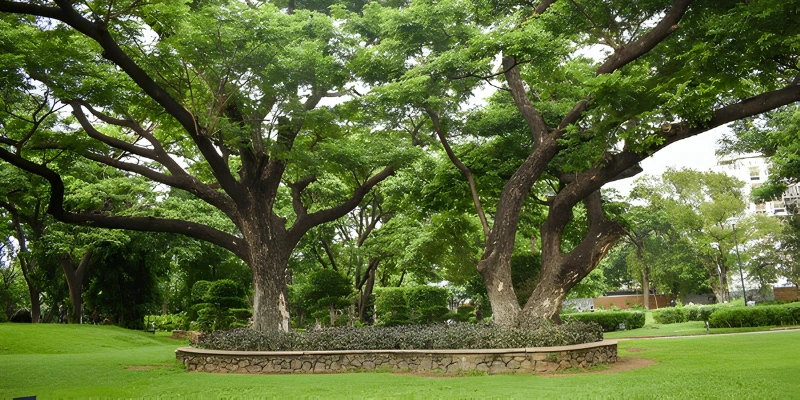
[[406, 286, 450, 324], [708, 303, 800, 328], [652, 307, 687, 324], [199, 320, 603, 351], [196, 279, 248, 331], [375, 288, 409, 326], [452, 305, 475, 322], [143, 313, 186, 331], [562, 311, 645, 332], [684, 304, 731, 321]]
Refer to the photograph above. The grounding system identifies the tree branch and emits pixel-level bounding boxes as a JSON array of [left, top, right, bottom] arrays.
[[502, 56, 549, 144], [0, 0, 244, 200], [426, 108, 491, 238], [289, 166, 395, 243], [0, 146, 247, 259], [553, 0, 693, 134]]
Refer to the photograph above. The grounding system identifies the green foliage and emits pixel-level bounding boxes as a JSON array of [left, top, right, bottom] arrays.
[[194, 279, 248, 331], [374, 287, 409, 327], [405, 286, 450, 324], [375, 286, 451, 326], [708, 303, 800, 328], [143, 313, 186, 331], [200, 321, 603, 351], [652, 307, 688, 324], [561, 311, 645, 332], [684, 304, 732, 322], [305, 269, 355, 324]]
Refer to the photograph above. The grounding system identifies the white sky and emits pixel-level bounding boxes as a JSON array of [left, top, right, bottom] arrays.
[[605, 126, 725, 195]]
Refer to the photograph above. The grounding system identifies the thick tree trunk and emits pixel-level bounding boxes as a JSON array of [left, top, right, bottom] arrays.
[[250, 246, 291, 332], [477, 251, 522, 327]]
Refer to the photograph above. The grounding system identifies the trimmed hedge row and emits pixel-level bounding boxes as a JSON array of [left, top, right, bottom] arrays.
[[653, 304, 733, 324], [561, 311, 645, 332], [199, 321, 604, 351], [374, 286, 451, 326], [709, 303, 800, 328]]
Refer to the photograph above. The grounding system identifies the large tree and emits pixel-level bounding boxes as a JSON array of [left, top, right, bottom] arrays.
[[0, 0, 417, 332], [352, 0, 800, 325], [2, 0, 799, 331]]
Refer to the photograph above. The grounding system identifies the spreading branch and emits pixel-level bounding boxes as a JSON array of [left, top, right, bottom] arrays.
[[426, 108, 491, 238], [0, 146, 246, 258], [289, 165, 395, 243]]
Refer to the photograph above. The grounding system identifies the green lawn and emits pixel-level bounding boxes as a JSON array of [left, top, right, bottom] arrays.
[[2, 323, 800, 399], [603, 311, 789, 339]]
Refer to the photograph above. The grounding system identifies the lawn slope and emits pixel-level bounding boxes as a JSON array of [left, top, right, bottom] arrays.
[[1, 323, 799, 399]]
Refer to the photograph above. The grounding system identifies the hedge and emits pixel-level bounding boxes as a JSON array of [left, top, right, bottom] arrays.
[[375, 286, 450, 326], [653, 304, 734, 324], [200, 321, 603, 351], [562, 311, 645, 332], [708, 303, 800, 328]]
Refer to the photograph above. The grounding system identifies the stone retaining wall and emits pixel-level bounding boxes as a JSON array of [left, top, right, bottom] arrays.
[[175, 340, 617, 375]]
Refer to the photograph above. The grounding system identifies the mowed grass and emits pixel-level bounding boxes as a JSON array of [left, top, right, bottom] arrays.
[[2, 324, 800, 399], [604, 311, 786, 339]]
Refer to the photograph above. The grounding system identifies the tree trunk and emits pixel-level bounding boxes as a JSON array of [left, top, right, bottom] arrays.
[[27, 282, 40, 323], [477, 251, 522, 327], [19, 258, 40, 323], [329, 303, 336, 326], [58, 250, 92, 324], [642, 267, 650, 309], [359, 260, 376, 323], [250, 247, 291, 332]]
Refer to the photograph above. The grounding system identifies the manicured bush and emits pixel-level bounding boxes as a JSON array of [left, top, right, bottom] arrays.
[[652, 307, 688, 324], [708, 303, 800, 328], [684, 304, 731, 321], [196, 279, 248, 331], [406, 286, 450, 324], [143, 313, 186, 331], [375, 286, 451, 326], [374, 288, 409, 326], [452, 305, 475, 322], [562, 311, 646, 332], [199, 320, 603, 351]]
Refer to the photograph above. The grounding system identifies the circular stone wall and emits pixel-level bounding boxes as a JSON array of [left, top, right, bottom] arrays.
[[176, 340, 617, 374]]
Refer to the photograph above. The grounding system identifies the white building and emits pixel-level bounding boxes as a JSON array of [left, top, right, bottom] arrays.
[[714, 153, 795, 216]]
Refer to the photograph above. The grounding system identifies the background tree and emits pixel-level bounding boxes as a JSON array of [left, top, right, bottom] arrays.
[[0, 0, 418, 332], [348, 0, 800, 326]]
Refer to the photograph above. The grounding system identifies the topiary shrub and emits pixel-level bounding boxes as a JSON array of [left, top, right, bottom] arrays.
[[374, 288, 409, 326], [708, 303, 800, 328], [652, 307, 687, 324], [562, 311, 645, 332], [406, 286, 450, 324], [199, 320, 603, 351], [196, 279, 248, 331]]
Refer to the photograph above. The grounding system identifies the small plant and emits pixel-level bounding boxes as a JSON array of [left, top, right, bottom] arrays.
[[546, 353, 558, 363]]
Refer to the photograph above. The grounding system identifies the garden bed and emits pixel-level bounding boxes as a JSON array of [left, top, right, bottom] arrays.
[[175, 340, 618, 375]]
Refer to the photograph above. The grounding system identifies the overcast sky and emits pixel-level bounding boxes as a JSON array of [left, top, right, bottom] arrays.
[[605, 126, 724, 196]]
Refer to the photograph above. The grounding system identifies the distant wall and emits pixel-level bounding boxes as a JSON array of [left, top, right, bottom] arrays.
[[594, 294, 675, 310], [176, 341, 618, 375], [774, 287, 799, 302]]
